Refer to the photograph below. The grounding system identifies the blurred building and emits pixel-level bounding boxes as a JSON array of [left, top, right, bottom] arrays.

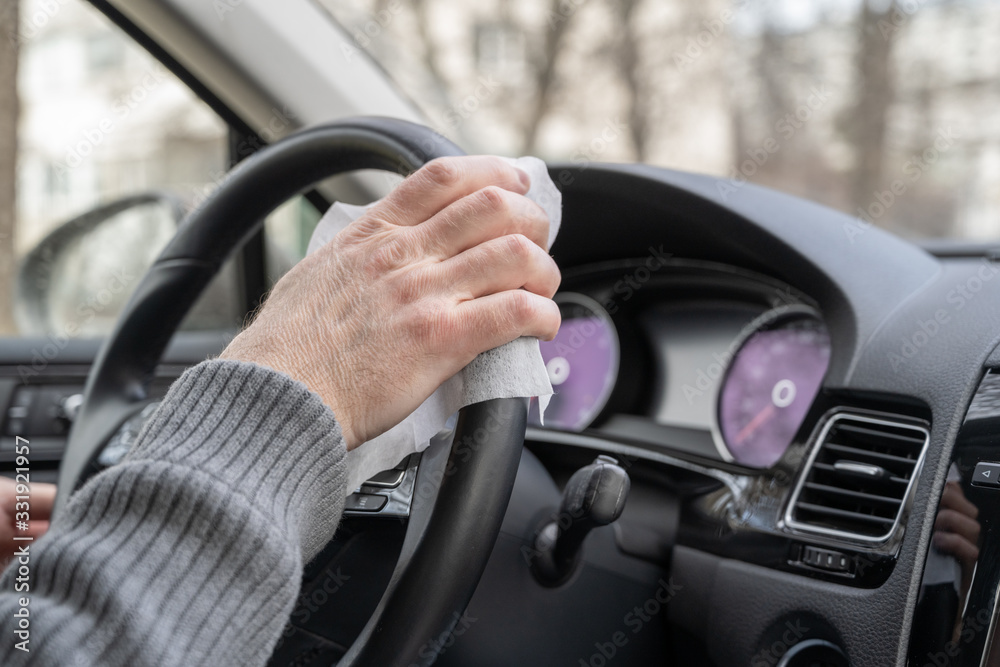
[[15, 0, 226, 255]]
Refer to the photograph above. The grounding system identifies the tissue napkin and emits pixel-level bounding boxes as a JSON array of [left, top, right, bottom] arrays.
[[306, 157, 562, 493]]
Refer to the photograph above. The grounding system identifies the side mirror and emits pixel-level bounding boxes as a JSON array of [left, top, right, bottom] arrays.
[[14, 192, 184, 337]]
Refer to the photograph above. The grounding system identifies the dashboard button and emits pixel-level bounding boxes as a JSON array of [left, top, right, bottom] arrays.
[[972, 462, 1000, 488], [345, 493, 388, 512], [801, 545, 851, 573]]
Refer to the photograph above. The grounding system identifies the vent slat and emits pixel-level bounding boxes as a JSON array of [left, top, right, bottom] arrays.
[[795, 502, 896, 527], [810, 462, 909, 485], [789, 414, 928, 541], [802, 482, 904, 506], [822, 443, 917, 466], [833, 423, 926, 447]]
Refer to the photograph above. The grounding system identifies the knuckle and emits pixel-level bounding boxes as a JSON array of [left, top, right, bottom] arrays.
[[482, 155, 511, 173], [420, 157, 462, 189], [503, 233, 534, 262], [476, 185, 510, 214], [528, 207, 552, 241], [544, 261, 563, 295], [506, 289, 536, 326], [522, 199, 549, 226], [504, 197, 549, 246]]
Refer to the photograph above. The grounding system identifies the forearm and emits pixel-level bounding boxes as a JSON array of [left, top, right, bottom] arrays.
[[0, 359, 347, 666]]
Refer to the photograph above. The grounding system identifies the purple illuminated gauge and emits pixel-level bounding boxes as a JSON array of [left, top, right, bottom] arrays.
[[528, 293, 619, 431], [717, 311, 831, 467]]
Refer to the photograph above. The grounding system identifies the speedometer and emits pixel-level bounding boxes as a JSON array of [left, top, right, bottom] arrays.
[[716, 307, 831, 467], [528, 292, 619, 431]]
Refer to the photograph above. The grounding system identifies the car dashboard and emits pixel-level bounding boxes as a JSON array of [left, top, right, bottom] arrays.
[[528, 257, 929, 587], [3, 161, 1000, 666], [436, 162, 1000, 666]]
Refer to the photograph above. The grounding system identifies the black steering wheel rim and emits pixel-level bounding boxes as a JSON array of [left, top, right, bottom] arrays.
[[56, 117, 529, 667]]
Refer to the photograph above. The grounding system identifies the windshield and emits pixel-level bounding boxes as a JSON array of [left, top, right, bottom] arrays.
[[317, 0, 999, 242]]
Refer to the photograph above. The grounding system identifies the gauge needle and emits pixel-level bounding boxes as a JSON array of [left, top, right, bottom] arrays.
[[735, 403, 777, 446]]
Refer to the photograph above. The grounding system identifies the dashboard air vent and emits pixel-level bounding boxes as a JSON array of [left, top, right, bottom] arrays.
[[786, 413, 929, 542]]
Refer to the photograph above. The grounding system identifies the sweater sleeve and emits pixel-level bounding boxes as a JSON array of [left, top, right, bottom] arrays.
[[0, 359, 349, 666]]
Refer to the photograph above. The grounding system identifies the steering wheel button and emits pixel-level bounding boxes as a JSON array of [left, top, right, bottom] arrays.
[[345, 493, 388, 512], [972, 462, 1000, 488]]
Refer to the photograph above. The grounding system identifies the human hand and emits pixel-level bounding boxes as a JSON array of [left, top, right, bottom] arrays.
[[221, 156, 561, 450], [933, 480, 981, 569], [932, 480, 981, 641], [0, 477, 55, 569]]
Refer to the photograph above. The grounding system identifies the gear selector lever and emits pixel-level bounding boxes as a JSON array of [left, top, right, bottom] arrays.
[[531, 455, 630, 586]]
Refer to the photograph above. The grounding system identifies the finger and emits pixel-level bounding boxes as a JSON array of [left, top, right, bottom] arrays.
[[377, 156, 530, 227], [942, 481, 978, 519], [455, 290, 561, 359], [22, 520, 49, 540], [417, 186, 552, 258], [933, 531, 980, 565], [438, 234, 560, 301], [935, 509, 981, 544], [26, 483, 57, 521]]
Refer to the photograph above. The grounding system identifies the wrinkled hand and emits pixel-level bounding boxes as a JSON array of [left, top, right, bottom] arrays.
[[0, 477, 56, 569], [221, 156, 561, 450]]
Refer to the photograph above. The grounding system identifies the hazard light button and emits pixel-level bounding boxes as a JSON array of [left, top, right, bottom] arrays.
[[973, 462, 1000, 488]]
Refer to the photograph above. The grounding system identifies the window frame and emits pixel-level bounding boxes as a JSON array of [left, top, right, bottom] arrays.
[[82, 0, 330, 320]]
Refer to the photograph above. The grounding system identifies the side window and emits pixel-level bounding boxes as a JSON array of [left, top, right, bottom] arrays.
[[262, 170, 407, 284], [2, 0, 240, 338], [264, 196, 323, 285]]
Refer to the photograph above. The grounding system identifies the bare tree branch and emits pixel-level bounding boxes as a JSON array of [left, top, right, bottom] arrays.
[[614, 0, 648, 161], [521, 0, 576, 154], [843, 0, 897, 214]]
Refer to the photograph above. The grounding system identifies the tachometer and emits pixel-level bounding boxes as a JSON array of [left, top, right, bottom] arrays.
[[528, 292, 619, 431], [716, 307, 830, 467]]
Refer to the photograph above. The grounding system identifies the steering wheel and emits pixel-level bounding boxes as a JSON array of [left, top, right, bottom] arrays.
[[54, 117, 529, 666]]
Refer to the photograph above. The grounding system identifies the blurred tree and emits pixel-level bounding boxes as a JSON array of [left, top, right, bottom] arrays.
[[521, 0, 577, 154], [841, 0, 898, 215], [614, 0, 649, 162], [0, 0, 18, 334], [411, 0, 447, 96]]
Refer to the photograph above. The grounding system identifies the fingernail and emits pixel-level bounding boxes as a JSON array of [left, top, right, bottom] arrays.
[[516, 168, 531, 190]]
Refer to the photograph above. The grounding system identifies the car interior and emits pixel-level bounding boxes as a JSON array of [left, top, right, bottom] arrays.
[[3, 1, 1000, 666]]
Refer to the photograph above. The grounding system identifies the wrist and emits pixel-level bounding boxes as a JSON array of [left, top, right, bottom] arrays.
[[219, 340, 361, 450]]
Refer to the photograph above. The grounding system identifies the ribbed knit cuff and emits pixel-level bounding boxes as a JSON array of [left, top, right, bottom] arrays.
[[124, 359, 348, 563]]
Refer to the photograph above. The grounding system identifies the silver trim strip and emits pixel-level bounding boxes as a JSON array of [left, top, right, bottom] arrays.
[[980, 563, 1000, 667], [783, 411, 930, 546]]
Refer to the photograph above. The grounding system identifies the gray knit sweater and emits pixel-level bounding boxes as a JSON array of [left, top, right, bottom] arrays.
[[0, 359, 349, 665]]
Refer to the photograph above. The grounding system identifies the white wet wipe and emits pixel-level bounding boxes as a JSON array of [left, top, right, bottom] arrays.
[[306, 156, 561, 493]]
